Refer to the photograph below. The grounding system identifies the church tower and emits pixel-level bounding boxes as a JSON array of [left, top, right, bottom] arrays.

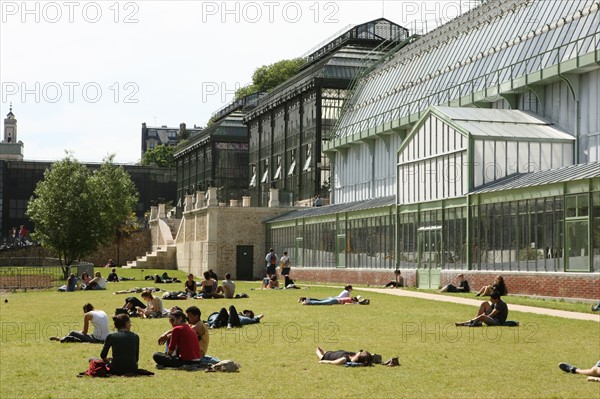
[[0, 103, 24, 161], [4, 103, 17, 143]]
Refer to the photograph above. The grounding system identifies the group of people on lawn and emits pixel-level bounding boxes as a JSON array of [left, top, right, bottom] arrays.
[[51, 301, 263, 374], [50, 263, 599, 378]]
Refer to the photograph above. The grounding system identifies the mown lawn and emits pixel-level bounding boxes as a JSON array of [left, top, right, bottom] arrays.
[[0, 268, 598, 399]]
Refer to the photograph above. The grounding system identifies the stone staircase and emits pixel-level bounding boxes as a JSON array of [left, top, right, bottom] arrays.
[[124, 213, 180, 270], [125, 245, 176, 269]]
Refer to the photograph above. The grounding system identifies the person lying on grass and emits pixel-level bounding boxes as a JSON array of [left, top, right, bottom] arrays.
[[298, 285, 353, 305], [455, 291, 508, 327], [315, 347, 373, 366], [206, 305, 263, 329], [559, 361, 600, 382], [299, 296, 369, 305]]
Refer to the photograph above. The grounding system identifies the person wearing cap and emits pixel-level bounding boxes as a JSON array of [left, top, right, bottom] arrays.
[[455, 291, 508, 326]]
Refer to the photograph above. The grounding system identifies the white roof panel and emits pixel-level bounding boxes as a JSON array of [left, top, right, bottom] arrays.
[[434, 107, 575, 141]]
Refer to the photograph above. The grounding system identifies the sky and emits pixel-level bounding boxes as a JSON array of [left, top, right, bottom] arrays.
[[0, 0, 479, 164]]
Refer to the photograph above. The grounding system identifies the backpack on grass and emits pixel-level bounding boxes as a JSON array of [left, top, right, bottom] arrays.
[[85, 359, 109, 377]]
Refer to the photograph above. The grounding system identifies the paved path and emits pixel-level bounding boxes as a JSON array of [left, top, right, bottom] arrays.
[[359, 287, 600, 322]]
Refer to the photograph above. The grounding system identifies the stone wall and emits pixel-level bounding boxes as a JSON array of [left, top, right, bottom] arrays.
[[0, 230, 151, 267], [87, 230, 152, 266], [174, 206, 290, 279]]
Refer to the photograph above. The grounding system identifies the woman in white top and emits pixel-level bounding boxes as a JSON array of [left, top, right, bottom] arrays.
[[138, 290, 166, 318]]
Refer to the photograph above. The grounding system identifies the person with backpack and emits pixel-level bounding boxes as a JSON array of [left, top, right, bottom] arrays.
[[265, 248, 277, 276], [279, 251, 291, 278]]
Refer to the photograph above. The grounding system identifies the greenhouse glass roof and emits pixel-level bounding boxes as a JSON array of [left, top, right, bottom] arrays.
[[332, 0, 600, 141]]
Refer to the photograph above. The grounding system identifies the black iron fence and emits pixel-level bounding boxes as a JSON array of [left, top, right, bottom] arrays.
[[0, 258, 94, 290]]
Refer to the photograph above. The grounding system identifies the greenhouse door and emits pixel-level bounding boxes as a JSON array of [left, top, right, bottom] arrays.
[[417, 227, 442, 289]]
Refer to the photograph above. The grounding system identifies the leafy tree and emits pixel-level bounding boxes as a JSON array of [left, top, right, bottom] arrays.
[[235, 57, 306, 100], [141, 144, 175, 168], [90, 154, 139, 246], [27, 154, 139, 277]]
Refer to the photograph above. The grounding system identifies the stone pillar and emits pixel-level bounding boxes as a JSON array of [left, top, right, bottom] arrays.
[[242, 196, 251, 207], [268, 188, 279, 207], [184, 194, 193, 212], [158, 203, 166, 218], [195, 191, 206, 209], [150, 206, 158, 221], [207, 187, 219, 207], [229, 199, 239, 207]]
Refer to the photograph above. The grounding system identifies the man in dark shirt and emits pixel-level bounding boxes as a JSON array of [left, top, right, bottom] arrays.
[[455, 291, 508, 326], [100, 314, 139, 375], [107, 268, 119, 282]]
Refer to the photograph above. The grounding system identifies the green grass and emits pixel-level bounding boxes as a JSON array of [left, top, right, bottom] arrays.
[[1, 268, 598, 398], [407, 288, 595, 313]]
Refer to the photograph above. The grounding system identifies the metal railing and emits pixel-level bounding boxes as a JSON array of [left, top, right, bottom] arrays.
[[0, 258, 94, 289], [0, 266, 65, 289]]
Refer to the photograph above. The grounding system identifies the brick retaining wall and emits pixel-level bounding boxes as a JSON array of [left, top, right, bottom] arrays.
[[291, 268, 600, 300]]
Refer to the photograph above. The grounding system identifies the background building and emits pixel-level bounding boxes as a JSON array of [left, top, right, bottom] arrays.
[[174, 93, 266, 215], [0, 105, 24, 161], [0, 109, 177, 244], [141, 122, 203, 158], [244, 18, 411, 207]]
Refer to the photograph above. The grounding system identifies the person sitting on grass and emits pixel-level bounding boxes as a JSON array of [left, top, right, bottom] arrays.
[[80, 272, 92, 290], [198, 271, 217, 298], [440, 274, 470, 293], [207, 305, 263, 329], [260, 273, 272, 290], [50, 303, 109, 343], [475, 275, 507, 297], [591, 301, 600, 312], [138, 290, 167, 318], [559, 361, 600, 382], [384, 270, 404, 288], [455, 291, 508, 327], [215, 273, 236, 298], [315, 347, 373, 366], [67, 273, 78, 292], [266, 274, 280, 289], [85, 272, 107, 290], [107, 268, 120, 282], [153, 310, 201, 368], [99, 313, 139, 375], [184, 273, 197, 297], [158, 306, 210, 358]]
